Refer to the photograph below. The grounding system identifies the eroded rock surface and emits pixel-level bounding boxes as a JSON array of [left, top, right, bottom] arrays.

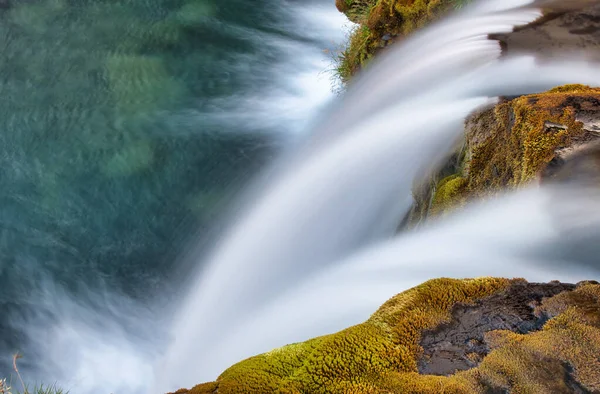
[[497, 2, 600, 61], [418, 281, 576, 375]]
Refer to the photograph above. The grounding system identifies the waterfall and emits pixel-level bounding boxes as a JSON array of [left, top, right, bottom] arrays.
[[8, 2, 347, 393], [158, 0, 600, 391]]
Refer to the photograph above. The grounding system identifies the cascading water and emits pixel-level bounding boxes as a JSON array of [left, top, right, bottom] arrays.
[[158, 0, 600, 391]]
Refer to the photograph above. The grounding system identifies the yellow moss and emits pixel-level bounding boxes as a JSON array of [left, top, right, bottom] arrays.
[[174, 280, 600, 393], [547, 84, 592, 93], [466, 86, 600, 195], [181, 382, 219, 394], [536, 283, 600, 327], [178, 278, 512, 393], [430, 174, 468, 216], [335, 0, 463, 83], [450, 283, 600, 393], [379, 371, 473, 393]]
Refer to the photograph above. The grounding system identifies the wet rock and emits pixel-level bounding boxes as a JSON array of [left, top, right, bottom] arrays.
[[418, 281, 576, 375], [541, 139, 600, 184], [577, 111, 600, 133], [492, 2, 600, 61]]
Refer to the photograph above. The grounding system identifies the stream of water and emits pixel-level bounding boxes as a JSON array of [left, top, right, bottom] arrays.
[[157, 0, 600, 391], [0, 0, 346, 392], [3, 0, 600, 392]]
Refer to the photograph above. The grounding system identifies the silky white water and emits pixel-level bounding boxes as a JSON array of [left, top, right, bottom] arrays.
[[158, 0, 600, 391]]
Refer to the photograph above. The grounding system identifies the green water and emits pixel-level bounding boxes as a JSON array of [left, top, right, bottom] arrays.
[[0, 0, 298, 372]]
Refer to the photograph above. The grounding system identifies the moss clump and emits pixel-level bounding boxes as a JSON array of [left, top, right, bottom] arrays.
[[172, 279, 600, 393], [547, 84, 593, 94], [474, 282, 600, 393], [173, 277, 512, 393], [335, 0, 374, 24], [336, 25, 374, 84], [335, 0, 470, 84], [430, 174, 468, 216]]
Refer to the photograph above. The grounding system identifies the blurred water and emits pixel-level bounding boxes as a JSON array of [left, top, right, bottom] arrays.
[[0, 0, 346, 390], [157, 0, 600, 391], [9, 0, 600, 392]]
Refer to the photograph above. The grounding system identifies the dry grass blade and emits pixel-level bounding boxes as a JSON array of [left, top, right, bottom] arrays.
[[12, 354, 26, 394], [0, 378, 12, 394]]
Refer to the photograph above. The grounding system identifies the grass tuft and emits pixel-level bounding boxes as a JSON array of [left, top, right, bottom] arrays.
[[0, 355, 66, 394], [333, 0, 475, 87]]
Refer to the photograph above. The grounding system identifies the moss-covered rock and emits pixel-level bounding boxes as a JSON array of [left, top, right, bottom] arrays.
[[465, 85, 600, 194], [334, 0, 465, 84], [335, 0, 373, 24], [335, 1, 600, 86], [169, 278, 600, 393], [430, 174, 468, 216], [406, 85, 600, 226]]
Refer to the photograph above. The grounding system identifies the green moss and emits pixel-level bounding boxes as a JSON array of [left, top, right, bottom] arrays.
[[177, 277, 513, 393], [336, 25, 374, 84], [334, 0, 471, 84], [16, 384, 68, 394], [430, 174, 468, 216], [173, 280, 600, 394], [467, 86, 600, 195]]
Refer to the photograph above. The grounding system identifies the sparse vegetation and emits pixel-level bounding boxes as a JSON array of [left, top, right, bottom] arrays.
[[0, 355, 66, 394], [334, 0, 474, 85]]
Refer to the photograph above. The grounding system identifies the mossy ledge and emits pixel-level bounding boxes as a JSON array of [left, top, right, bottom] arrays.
[[466, 85, 600, 194], [169, 277, 600, 393], [334, 0, 467, 84], [406, 85, 600, 225]]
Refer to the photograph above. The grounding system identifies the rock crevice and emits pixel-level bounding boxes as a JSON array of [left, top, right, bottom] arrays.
[[418, 281, 577, 375]]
